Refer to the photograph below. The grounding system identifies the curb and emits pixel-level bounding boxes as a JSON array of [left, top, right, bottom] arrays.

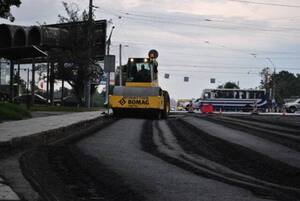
[[0, 114, 115, 153], [18, 116, 118, 201]]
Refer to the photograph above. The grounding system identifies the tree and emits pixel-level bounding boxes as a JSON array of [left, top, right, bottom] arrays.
[[271, 71, 300, 104], [260, 68, 300, 104], [0, 0, 21, 22], [259, 67, 272, 90], [52, 2, 103, 105], [218, 82, 239, 89]]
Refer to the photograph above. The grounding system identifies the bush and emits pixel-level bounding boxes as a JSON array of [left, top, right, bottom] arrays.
[[0, 102, 31, 121]]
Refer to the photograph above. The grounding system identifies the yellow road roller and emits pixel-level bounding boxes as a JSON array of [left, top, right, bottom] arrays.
[[109, 50, 170, 118]]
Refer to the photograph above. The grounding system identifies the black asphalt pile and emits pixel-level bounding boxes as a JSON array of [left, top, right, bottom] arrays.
[[20, 145, 144, 201]]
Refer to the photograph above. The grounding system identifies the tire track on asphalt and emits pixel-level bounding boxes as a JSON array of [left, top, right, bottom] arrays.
[[77, 118, 274, 201], [143, 118, 300, 201], [182, 116, 300, 170], [221, 116, 299, 135], [228, 115, 300, 131], [199, 115, 300, 152]]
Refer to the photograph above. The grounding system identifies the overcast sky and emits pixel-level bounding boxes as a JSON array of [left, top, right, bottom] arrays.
[[1, 0, 300, 99]]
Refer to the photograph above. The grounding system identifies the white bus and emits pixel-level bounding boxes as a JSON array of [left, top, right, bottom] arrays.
[[194, 89, 268, 112]]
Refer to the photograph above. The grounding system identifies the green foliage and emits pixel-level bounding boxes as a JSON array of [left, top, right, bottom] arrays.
[[218, 82, 240, 89], [260, 68, 300, 104], [53, 2, 102, 105], [0, 0, 21, 22], [272, 71, 300, 104], [259, 67, 272, 90], [0, 102, 31, 121]]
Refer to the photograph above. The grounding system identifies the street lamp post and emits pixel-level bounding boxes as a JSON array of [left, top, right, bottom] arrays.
[[119, 44, 122, 86], [104, 26, 115, 110], [106, 26, 115, 55], [84, 0, 94, 108], [266, 57, 276, 111], [118, 44, 129, 86], [266, 58, 276, 99]]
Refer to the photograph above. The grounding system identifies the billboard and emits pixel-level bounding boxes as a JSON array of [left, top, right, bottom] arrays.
[[0, 20, 107, 60]]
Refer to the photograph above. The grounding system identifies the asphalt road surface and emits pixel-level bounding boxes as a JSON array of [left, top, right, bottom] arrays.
[[20, 113, 300, 201], [74, 114, 300, 201]]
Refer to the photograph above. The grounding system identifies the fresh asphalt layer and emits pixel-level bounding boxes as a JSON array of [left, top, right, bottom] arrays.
[[182, 116, 300, 169], [76, 118, 273, 201], [2, 112, 298, 201]]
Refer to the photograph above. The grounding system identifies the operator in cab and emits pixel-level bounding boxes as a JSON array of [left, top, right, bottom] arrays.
[[135, 64, 151, 82]]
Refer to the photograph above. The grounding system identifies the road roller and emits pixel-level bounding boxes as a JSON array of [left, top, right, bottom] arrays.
[[109, 50, 170, 119]]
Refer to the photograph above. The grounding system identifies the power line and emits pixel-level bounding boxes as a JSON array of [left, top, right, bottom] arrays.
[[122, 13, 300, 33], [159, 64, 300, 70], [98, 7, 300, 33], [159, 69, 259, 76], [113, 40, 299, 55], [228, 0, 300, 8]]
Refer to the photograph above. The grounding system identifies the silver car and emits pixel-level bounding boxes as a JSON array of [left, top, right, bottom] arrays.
[[285, 98, 300, 113]]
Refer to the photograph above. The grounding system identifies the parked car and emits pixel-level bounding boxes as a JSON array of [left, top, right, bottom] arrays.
[[54, 96, 80, 107], [176, 99, 191, 111], [192, 98, 201, 110], [285, 98, 300, 113], [14, 94, 48, 104]]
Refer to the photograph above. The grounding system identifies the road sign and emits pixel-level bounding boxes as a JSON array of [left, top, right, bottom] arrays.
[[104, 55, 115, 72]]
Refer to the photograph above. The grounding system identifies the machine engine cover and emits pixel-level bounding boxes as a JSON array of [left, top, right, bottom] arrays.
[[113, 86, 161, 96]]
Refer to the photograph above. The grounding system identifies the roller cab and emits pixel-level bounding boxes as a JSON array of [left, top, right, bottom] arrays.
[[109, 51, 170, 119]]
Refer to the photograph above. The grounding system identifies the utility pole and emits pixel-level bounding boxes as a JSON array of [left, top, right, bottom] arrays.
[[26, 68, 30, 108], [0, 59, 2, 85], [273, 68, 276, 100], [31, 59, 35, 105], [104, 26, 115, 110], [266, 58, 276, 112], [46, 59, 50, 102], [106, 26, 115, 55], [266, 58, 276, 100], [17, 61, 20, 96], [119, 44, 122, 86], [85, 0, 93, 108], [88, 0, 93, 21], [9, 60, 14, 103]]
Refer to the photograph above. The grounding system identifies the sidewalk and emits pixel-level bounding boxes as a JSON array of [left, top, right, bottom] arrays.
[[0, 111, 103, 145], [0, 178, 20, 201], [0, 111, 104, 201]]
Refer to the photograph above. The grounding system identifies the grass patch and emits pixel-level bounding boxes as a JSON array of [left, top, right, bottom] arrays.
[[0, 102, 31, 121]]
